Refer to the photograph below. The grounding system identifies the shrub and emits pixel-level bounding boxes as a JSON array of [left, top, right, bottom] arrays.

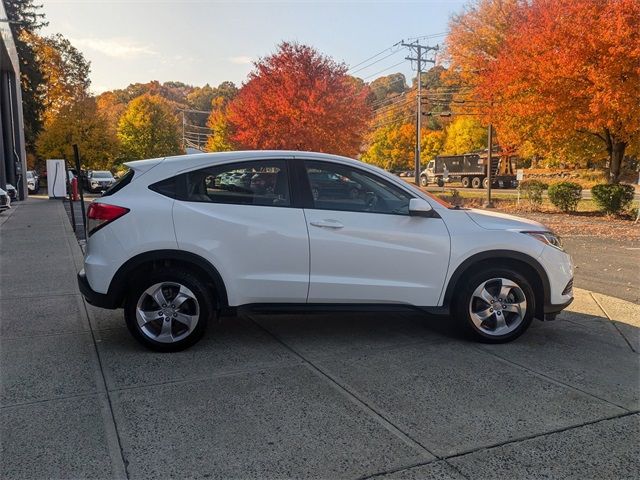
[[591, 183, 635, 215], [548, 182, 582, 212], [519, 179, 547, 208]]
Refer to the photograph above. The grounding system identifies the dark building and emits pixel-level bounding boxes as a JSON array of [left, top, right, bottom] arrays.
[[0, 2, 27, 199]]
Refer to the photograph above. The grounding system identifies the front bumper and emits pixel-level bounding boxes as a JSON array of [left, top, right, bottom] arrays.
[[77, 269, 120, 309]]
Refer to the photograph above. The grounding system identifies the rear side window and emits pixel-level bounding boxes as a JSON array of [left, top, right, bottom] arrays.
[[184, 160, 290, 207], [102, 169, 134, 197], [149, 176, 178, 198]]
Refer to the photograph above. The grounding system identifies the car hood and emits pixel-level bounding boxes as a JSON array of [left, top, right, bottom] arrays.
[[465, 208, 546, 231]]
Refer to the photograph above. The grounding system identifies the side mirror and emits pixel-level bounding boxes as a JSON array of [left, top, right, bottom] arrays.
[[409, 198, 434, 217]]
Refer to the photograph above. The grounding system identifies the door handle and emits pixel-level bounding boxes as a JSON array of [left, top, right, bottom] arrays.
[[310, 219, 344, 229]]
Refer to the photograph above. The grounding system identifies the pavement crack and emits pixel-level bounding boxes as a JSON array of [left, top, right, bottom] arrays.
[[590, 292, 637, 353]]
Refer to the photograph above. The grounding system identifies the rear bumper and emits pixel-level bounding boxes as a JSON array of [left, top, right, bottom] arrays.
[[77, 269, 120, 309]]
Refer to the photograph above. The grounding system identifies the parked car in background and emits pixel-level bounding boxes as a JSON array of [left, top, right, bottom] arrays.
[[77, 151, 574, 352], [85, 170, 116, 193], [26, 171, 40, 193], [0, 187, 10, 211], [5, 183, 17, 201]]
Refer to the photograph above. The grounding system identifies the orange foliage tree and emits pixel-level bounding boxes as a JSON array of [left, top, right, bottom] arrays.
[[448, 0, 640, 182], [227, 42, 371, 157]]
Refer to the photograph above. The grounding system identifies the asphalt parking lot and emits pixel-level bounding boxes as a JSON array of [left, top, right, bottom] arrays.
[[1, 198, 639, 479]]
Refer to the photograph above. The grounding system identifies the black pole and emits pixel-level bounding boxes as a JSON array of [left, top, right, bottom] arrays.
[[73, 144, 87, 235], [65, 161, 76, 232]]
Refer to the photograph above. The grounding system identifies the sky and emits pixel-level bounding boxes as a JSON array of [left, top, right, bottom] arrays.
[[41, 0, 467, 94]]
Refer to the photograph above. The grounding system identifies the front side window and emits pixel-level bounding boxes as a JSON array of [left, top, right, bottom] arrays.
[[304, 161, 412, 215], [185, 160, 290, 207]]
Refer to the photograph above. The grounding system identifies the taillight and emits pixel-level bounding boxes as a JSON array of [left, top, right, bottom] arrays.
[[86, 203, 129, 236]]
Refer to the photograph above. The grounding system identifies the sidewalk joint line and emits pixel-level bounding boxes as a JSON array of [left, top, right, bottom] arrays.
[[247, 314, 439, 461], [590, 292, 636, 353], [473, 344, 633, 412], [442, 410, 639, 462]]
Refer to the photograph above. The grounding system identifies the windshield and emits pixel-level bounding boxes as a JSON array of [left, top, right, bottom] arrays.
[[92, 171, 113, 179]]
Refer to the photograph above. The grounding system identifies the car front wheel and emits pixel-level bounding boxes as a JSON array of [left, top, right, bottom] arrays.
[[453, 268, 535, 343], [124, 269, 214, 351]]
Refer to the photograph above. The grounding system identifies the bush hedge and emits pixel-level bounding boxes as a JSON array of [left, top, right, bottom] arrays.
[[548, 182, 582, 212], [519, 179, 547, 208], [591, 183, 635, 215]]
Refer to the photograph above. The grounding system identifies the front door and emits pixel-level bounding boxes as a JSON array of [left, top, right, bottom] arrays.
[[302, 160, 450, 306]]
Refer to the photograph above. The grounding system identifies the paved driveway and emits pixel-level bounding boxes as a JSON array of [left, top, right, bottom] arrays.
[[1, 199, 638, 479]]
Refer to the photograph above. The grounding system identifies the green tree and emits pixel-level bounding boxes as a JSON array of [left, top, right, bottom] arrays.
[[36, 98, 118, 169], [117, 94, 182, 160], [443, 117, 487, 154], [4, 0, 48, 152]]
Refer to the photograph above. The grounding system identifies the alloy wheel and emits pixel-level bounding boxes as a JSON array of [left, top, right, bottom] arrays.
[[135, 282, 200, 343], [468, 277, 527, 336]]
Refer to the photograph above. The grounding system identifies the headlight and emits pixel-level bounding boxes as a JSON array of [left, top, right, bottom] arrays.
[[523, 231, 563, 251]]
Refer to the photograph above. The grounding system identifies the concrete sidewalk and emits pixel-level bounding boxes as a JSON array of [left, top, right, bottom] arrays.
[[1, 198, 638, 480]]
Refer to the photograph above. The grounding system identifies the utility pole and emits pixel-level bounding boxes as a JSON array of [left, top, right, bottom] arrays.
[[484, 123, 495, 208], [402, 41, 438, 186]]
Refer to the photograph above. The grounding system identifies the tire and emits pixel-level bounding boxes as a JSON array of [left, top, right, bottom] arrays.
[[420, 176, 428, 187], [452, 268, 535, 343], [482, 177, 490, 189], [461, 177, 470, 188], [437, 178, 445, 187], [124, 268, 215, 352], [471, 177, 481, 189]]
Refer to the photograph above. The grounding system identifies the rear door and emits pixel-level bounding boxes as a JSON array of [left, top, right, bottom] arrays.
[[300, 160, 450, 306], [173, 158, 310, 306]]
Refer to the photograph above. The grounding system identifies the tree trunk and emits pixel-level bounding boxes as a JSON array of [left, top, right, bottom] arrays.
[[609, 140, 626, 184], [601, 129, 626, 184]]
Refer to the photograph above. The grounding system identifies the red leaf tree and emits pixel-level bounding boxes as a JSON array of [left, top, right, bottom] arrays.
[[227, 42, 371, 157]]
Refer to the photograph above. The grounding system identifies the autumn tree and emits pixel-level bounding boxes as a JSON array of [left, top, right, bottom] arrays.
[[227, 42, 371, 156], [447, 0, 640, 182], [117, 94, 182, 160], [36, 98, 118, 169], [205, 91, 238, 152], [443, 117, 487, 154], [362, 124, 445, 171], [27, 32, 91, 125]]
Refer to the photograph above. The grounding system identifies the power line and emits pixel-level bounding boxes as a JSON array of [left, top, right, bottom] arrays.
[[349, 49, 404, 75], [347, 40, 404, 72], [361, 60, 407, 81]]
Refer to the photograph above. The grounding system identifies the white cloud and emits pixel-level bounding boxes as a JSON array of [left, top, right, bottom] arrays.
[[228, 55, 253, 65], [72, 37, 158, 59]]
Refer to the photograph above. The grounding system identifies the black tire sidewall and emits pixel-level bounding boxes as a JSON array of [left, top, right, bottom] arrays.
[[454, 268, 535, 343], [124, 269, 214, 352]]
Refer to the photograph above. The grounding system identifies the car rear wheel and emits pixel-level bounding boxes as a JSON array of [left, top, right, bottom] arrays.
[[124, 268, 214, 351], [453, 268, 535, 343]]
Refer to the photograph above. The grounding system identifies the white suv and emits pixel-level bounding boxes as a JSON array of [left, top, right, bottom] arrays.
[[77, 151, 574, 351]]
